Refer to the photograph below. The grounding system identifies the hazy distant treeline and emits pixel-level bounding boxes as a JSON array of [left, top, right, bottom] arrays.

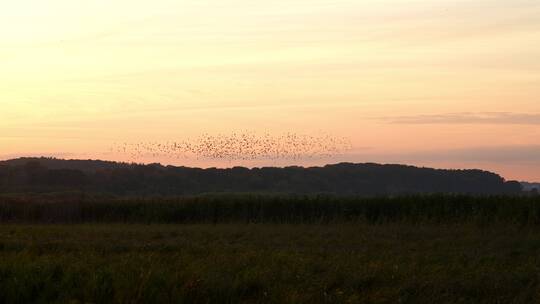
[[0, 157, 523, 196]]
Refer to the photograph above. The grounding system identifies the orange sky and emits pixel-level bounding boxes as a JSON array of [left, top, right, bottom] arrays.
[[1, 0, 540, 181]]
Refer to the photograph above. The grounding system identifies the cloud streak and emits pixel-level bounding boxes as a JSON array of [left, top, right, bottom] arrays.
[[404, 145, 540, 164], [346, 145, 540, 164], [383, 112, 540, 125]]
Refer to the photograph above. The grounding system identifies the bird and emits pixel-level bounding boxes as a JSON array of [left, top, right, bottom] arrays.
[[111, 131, 353, 164]]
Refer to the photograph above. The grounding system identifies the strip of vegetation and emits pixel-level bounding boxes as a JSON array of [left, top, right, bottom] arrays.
[[1, 194, 540, 225]]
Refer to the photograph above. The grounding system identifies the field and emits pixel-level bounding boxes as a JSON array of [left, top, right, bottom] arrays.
[[2, 194, 540, 225], [1, 195, 540, 303]]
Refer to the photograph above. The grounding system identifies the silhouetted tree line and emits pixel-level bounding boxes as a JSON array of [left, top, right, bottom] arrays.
[[0, 158, 523, 196]]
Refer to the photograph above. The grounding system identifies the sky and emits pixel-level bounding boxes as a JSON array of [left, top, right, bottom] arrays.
[[1, 0, 540, 181]]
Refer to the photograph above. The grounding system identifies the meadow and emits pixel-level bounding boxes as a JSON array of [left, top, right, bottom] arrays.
[[1, 195, 540, 303]]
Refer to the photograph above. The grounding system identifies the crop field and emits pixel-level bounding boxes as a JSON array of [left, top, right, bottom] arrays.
[[1, 194, 540, 225], [1, 195, 540, 303]]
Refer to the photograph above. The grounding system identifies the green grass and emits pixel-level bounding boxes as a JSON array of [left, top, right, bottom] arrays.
[[1, 223, 540, 303]]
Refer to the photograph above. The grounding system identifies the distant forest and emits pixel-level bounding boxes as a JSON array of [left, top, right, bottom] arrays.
[[0, 157, 524, 196]]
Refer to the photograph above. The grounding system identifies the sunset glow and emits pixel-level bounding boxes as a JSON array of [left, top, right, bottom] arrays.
[[2, 0, 540, 180]]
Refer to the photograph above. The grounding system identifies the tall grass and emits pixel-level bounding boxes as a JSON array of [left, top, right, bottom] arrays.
[[1, 194, 539, 225], [1, 223, 540, 303]]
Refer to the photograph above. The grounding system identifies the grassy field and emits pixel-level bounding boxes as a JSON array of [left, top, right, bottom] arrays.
[[1, 223, 540, 303]]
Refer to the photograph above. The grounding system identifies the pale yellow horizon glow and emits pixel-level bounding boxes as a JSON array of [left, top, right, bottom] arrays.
[[1, 0, 540, 180]]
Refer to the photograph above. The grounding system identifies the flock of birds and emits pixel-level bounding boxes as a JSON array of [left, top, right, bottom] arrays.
[[111, 132, 353, 162]]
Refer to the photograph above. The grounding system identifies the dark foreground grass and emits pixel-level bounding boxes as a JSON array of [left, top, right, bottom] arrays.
[[1, 223, 540, 303]]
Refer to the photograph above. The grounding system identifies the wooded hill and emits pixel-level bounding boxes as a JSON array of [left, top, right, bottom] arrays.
[[0, 157, 523, 196]]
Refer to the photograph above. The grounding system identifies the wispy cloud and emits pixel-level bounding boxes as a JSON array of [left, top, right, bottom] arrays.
[[406, 145, 540, 163], [383, 112, 540, 125], [346, 145, 540, 164]]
